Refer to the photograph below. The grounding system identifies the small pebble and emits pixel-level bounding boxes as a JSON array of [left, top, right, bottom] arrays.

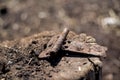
[[1, 78, 5, 80], [78, 66, 81, 71], [38, 11, 48, 19], [7, 61, 13, 65], [24, 27, 31, 34], [104, 73, 113, 80], [12, 23, 19, 30], [21, 13, 28, 21], [16, 66, 22, 70]]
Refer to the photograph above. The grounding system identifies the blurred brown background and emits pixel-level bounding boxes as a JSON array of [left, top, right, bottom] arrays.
[[0, 0, 120, 80]]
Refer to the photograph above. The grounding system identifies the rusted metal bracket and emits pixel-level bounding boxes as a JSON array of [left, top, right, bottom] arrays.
[[38, 28, 107, 58], [39, 28, 69, 58]]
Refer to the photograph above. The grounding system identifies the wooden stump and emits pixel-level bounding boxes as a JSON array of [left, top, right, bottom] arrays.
[[0, 31, 107, 80]]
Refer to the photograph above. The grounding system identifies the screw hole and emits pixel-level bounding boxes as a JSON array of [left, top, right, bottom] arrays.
[[67, 41, 71, 44], [63, 41, 66, 45], [44, 44, 47, 49], [64, 46, 68, 49], [83, 62, 87, 65]]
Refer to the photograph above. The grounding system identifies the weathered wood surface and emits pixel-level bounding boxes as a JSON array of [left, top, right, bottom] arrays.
[[0, 31, 106, 80]]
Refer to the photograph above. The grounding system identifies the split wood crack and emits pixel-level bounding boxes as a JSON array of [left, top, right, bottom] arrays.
[[39, 28, 106, 58]]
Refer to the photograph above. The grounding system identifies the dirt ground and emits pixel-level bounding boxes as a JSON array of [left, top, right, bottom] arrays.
[[0, 0, 120, 80]]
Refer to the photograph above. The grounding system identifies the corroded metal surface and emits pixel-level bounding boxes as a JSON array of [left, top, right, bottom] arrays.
[[39, 28, 107, 58]]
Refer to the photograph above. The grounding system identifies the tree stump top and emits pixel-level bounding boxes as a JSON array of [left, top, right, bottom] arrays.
[[0, 31, 107, 80]]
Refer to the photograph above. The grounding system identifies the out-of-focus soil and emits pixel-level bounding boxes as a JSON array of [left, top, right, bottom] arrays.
[[0, 0, 120, 80]]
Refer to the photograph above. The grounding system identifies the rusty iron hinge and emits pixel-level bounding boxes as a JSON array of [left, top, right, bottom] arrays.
[[39, 28, 107, 58]]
